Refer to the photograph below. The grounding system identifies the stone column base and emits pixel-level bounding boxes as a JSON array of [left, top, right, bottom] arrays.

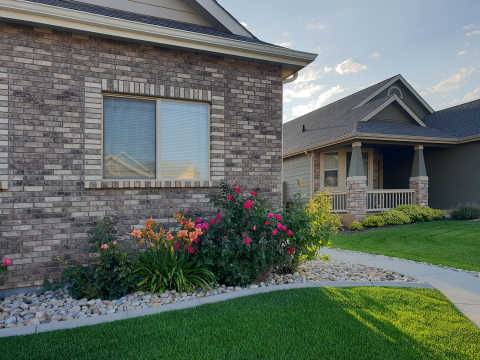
[[347, 176, 367, 222], [409, 177, 428, 206]]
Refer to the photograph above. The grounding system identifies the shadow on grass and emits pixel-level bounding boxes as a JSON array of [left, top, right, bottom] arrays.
[[1, 287, 479, 360]]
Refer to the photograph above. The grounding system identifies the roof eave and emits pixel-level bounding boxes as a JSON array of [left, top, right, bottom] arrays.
[[0, 0, 317, 78]]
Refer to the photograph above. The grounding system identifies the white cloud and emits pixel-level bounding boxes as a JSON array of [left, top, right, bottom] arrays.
[[457, 51, 466, 55], [291, 86, 347, 117], [466, 30, 480, 36], [296, 67, 322, 82], [274, 42, 293, 48], [426, 67, 474, 92], [463, 24, 474, 29], [368, 52, 380, 58], [323, 66, 333, 74], [463, 87, 480, 102], [334, 59, 368, 75], [313, 46, 322, 53], [437, 99, 460, 109], [419, 92, 428, 97], [284, 83, 325, 102], [466, 43, 470, 46], [282, 32, 290, 36], [240, 22, 248, 28], [306, 23, 327, 30]]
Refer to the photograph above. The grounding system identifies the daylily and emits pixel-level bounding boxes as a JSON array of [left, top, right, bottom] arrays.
[[145, 218, 154, 228], [187, 222, 195, 229], [189, 232, 198, 242], [166, 233, 174, 241], [126, 228, 142, 238], [178, 230, 188, 238], [195, 227, 203, 236]]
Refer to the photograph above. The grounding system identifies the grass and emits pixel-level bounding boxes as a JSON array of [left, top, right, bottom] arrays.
[[1, 287, 479, 360], [333, 220, 480, 272]]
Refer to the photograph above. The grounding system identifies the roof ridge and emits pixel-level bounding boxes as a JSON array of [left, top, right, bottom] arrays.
[[435, 98, 480, 112]]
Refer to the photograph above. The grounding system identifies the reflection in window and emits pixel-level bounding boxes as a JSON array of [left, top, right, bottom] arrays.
[[103, 97, 156, 179], [324, 152, 338, 187]]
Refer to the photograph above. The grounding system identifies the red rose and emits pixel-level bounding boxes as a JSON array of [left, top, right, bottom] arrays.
[[276, 222, 282, 230], [275, 214, 282, 221], [281, 226, 287, 232], [244, 237, 251, 244], [287, 230, 293, 236], [265, 221, 270, 226], [271, 230, 277, 236], [287, 251, 291, 255], [210, 219, 216, 225], [234, 183, 238, 187], [236, 188, 241, 193], [290, 247, 295, 252], [244, 200, 253, 210], [227, 195, 233, 200], [250, 191, 257, 196]]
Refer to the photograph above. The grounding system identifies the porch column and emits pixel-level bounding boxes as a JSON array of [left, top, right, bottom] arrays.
[[347, 142, 367, 222], [409, 145, 429, 206]]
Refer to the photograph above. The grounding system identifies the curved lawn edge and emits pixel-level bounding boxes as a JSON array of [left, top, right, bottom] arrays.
[[0, 281, 435, 338]]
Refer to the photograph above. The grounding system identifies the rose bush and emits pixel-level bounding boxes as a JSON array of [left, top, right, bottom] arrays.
[[0, 258, 11, 286]]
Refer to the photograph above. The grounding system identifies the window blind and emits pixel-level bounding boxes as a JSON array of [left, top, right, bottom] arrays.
[[103, 97, 156, 179]]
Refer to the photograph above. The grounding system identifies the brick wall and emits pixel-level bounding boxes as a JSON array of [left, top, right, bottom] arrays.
[[0, 22, 283, 289]]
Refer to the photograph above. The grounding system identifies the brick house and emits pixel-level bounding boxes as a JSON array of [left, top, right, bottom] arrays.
[[0, 0, 316, 290], [283, 75, 480, 224]]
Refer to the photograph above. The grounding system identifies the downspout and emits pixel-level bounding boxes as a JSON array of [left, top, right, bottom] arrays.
[[282, 72, 298, 85], [305, 150, 314, 198]]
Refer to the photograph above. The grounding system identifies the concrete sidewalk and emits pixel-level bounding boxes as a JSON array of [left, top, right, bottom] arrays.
[[324, 248, 480, 327]]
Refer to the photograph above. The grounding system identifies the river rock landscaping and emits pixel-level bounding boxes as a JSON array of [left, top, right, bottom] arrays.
[[0, 258, 423, 329]]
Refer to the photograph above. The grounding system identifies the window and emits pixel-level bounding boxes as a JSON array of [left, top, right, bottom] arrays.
[[103, 97, 209, 180], [346, 152, 369, 185], [388, 86, 403, 98], [324, 152, 338, 187]]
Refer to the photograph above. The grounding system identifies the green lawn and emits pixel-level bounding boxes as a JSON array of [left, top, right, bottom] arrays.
[[1, 287, 479, 360], [333, 220, 480, 272]]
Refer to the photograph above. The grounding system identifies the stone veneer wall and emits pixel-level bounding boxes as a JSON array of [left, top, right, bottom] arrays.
[[346, 178, 367, 222], [0, 22, 283, 289], [409, 180, 429, 206]]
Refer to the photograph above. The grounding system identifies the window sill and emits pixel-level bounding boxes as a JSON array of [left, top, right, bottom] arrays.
[[84, 180, 220, 190]]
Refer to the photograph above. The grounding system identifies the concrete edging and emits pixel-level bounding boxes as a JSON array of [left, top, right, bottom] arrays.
[[0, 281, 435, 338]]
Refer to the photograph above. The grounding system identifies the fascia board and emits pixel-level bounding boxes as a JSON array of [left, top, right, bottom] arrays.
[[0, 0, 317, 67]]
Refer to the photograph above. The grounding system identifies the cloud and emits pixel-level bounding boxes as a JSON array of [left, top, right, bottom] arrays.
[[466, 30, 480, 36], [313, 46, 322, 53], [368, 52, 380, 58], [419, 92, 428, 97], [466, 43, 470, 46], [306, 23, 327, 30], [291, 86, 347, 117], [296, 67, 322, 82], [334, 59, 368, 75], [282, 32, 290, 36], [323, 66, 333, 74], [463, 87, 480, 102], [437, 99, 460, 109], [426, 67, 474, 92], [457, 51, 466, 55], [463, 24, 474, 29], [284, 83, 325, 102], [274, 42, 293, 48]]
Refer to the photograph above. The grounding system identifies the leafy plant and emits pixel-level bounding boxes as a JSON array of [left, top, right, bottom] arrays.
[[349, 222, 364, 231], [0, 258, 11, 287], [39, 279, 64, 294], [128, 218, 216, 294], [451, 203, 480, 220], [395, 205, 445, 222], [362, 216, 385, 228], [87, 215, 117, 252], [62, 265, 98, 300], [379, 209, 412, 225]]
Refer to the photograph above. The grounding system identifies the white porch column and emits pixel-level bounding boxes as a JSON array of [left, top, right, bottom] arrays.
[[409, 145, 429, 206], [347, 142, 367, 222]]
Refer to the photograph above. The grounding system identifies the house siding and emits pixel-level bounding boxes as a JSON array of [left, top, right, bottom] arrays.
[[283, 154, 311, 204], [0, 22, 283, 289], [424, 141, 480, 209]]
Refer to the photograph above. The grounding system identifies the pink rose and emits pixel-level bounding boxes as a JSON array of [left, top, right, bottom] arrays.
[[244, 237, 251, 244], [234, 183, 238, 187], [281, 226, 287, 232], [210, 219, 216, 225], [290, 247, 295, 252], [101, 244, 108, 250], [260, 247, 264, 251], [189, 247, 195, 254], [276, 223, 282, 230], [3, 258, 11, 267], [275, 214, 282, 221], [193, 238, 200, 243], [244, 200, 253, 210], [250, 191, 257, 197], [196, 224, 202, 229], [267, 212, 274, 218], [253, 225, 256, 231], [186, 211, 190, 214], [271, 230, 277, 236], [196, 217, 203, 224], [265, 221, 270, 226], [287, 230, 293, 236], [236, 188, 241, 193], [112, 241, 117, 245], [227, 195, 233, 200], [202, 222, 210, 229], [287, 251, 291, 255], [174, 243, 181, 250], [216, 213, 222, 220]]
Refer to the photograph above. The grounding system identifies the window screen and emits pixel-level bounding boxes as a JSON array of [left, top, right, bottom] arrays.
[[103, 97, 156, 179]]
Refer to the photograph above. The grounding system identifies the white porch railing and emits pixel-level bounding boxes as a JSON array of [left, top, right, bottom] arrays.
[[330, 192, 347, 213], [367, 189, 415, 212]]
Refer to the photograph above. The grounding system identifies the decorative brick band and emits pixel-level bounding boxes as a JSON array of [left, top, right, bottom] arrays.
[[0, 68, 7, 191], [84, 78, 225, 189]]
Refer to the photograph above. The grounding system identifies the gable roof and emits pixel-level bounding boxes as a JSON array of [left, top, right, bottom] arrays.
[[283, 75, 480, 157], [0, 0, 317, 79]]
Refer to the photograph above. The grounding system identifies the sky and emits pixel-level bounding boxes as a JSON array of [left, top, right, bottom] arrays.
[[218, 0, 480, 122]]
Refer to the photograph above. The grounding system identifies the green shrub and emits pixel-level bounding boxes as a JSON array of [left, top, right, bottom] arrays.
[[362, 216, 385, 228], [451, 203, 480, 220], [379, 209, 412, 225], [349, 222, 364, 231], [62, 243, 137, 300], [87, 215, 117, 252], [395, 205, 445, 222]]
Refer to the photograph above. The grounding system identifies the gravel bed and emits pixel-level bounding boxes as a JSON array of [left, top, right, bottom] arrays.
[[0, 258, 422, 329], [331, 248, 480, 278]]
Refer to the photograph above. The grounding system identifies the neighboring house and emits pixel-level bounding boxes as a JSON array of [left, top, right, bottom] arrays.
[[283, 75, 480, 221], [0, 0, 316, 289]]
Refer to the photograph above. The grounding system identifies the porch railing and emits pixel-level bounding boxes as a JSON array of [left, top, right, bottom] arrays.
[[330, 192, 347, 213], [366, 189, 415, 212]]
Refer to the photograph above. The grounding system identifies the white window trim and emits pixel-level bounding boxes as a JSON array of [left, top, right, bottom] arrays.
[[84, 78, 224, 190], [101, 94, 211, 182], [388, 85, 403, 99]]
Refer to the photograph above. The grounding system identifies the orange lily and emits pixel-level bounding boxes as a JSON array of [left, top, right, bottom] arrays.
[[178, 230, 188, 238]]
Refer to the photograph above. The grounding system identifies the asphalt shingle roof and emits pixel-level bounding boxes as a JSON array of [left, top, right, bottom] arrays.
[[24, 0, 278, 47], [283, 76, 480, 155]]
